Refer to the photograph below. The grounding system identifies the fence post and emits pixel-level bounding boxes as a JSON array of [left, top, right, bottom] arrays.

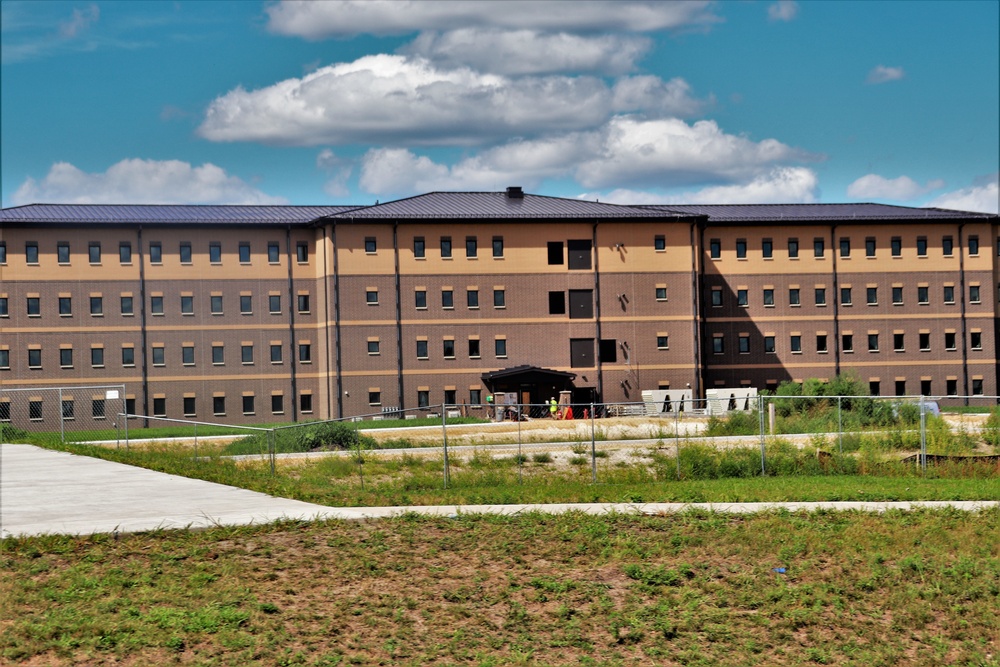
[[441, 405, 450, 489], [838, 395, 843, 455], [758, 394, 766, 476], [919, 395, 927, 474], [590, 402, 597, 484], [123, 385, 129, 450], [674, 404, 681, 479], [517, 404, 523, 484], [268, 429, 276, 476], [59, 387, 65, 444]]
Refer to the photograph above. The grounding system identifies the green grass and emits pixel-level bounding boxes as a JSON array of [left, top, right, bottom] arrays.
[[3, 510, 998, 666]]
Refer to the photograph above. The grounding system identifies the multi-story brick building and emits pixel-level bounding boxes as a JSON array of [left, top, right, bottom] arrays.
[[1, 189, 997, 427]]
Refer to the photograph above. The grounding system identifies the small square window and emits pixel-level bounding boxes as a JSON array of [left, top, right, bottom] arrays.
[[151, 347, 164, 366], [654, 235, 666, 251], [122, 347, 135, 366], [973, 379, 984, 395], [300, 394, 313, 413], [657, 335, 669, 349], [495, 339, 508, 357], [27, 297, 40, 316], [368, 391, 381, 406], [182, 345, 195, 365], [365, 237, 377, 253], [28, 348, 42, 368], [367, 290, 379, 305], [368, 340, 380, 355], [655, 287, 667, 301], [212, 345, 225, 364], [298, 344, 311, 362], [271, 395, 284, 414]]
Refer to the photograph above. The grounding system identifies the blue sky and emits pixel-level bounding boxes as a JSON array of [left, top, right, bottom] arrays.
[[2, 0, 997, 211]]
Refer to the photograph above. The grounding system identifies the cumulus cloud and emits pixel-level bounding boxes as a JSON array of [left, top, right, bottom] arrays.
[[198, 55, 706, 146], [926, 174, 1000, 214], [847, 173, 945, 200], [404, 29, 651, 75], [11, 159, 287, 205], [768, 1, 798, 22], [584, 167, 819, 205], [266, 1, 719, 39], [866, 65, 905, 84]]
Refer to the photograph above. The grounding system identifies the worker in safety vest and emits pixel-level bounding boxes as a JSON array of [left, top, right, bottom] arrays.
[[549, 397, 559, 419]]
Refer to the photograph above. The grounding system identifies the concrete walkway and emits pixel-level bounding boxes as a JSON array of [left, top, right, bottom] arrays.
[[2, 443, 997, 538]]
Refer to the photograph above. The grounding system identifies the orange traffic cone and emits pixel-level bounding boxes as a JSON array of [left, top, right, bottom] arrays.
[[564, 406, 574, 420]]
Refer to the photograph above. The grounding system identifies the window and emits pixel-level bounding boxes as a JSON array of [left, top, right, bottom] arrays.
[[892, 287, 903, 305], [210, 243, 222, 263], [0, 297, 6, 317], [865, 237, 876, 257], [944, 286, 955, 304], [26, 242, 39, 264], [655, 287, 667, 301], [61, 399, 73, 420], [122, 294, 135, 315], [657, 335, 669, 350], [182, 345, 195, 365], [27, 297, 40, 316], [30, 399, 43, 419], [416, 340, 428, 359], [153, 397, 166, 417], [414, 237, 425, 259], [60, 348, 73, 368], [240, 242, 253, 262], [789, 288, 800, 306], [466, 237, 477, 258], [149, 242, 162, 263], [548, 241, 564, 265], [240, 295, 252, 314], [369, 391, 381, 407], [764, 336, 775, 353], [28, 348, 42, 369], [365, 237, 376, 253], [814, 238, 824, 258], [300, 394, 313, 413], [712, 336, 724, 354], [654, 235, 666, 251], [567, 240, 592, 270], [788, 238, 799, 258], [971, 331, 983, 350], [269, 295, 281, 314], [122, 347, 135, 366], [738, 289, 748, 307], [973, 379, 984, 396], [179, 242, 192, 263], [493, 237, 504, 258], [969, 235, 980, 255], [891, 237, 902, 257], [88, 346, 104, 367], [920, 380, 931, 396], [709, 239, 721, 259], [271, 395, 284, 414], [58, 242, 70, 264], [942, 236, 953, 256], [919, 333, 930, 351], [815, 288, 826, 306], [495, 338, 508, 358], [1, 241, 8, 264], [368, 340, 380, 355], [180, 295, 193, 315], [151, 295, 164, 315], [917, 237, 927, 257], [839, 238, 850, 258], [470, 389, 482, 405], [711, 288, 723, 307], [840, 287, 852, 306], [268, 242, 280, 263], [212, 345, 224, 364], [440, 236, 452, 258], [494, 289, 506, 308], [297, 294, 310, 313], [736, 239, 747, 258], [842, 334, 853, 353], [443, 340, 455, 358], [970, 285, 981, 303], [469, 339, 481, 358], [763, 289, 774, 306], [442, 289, 454, 309], [241, 344, 254, 364], [569, 290, 594, 319], [599, 339, 618, 362], [213, 396, 226, 416], [0, 349, 9, 369], [270, 344, 282, 363], [59, 297, 72, 316], [467, 289, 479, 308], [89, 242, 101, 264], [817, 334, 828, 353], [917, 286, 929, 304], [894, 333, 904, 352], [242, 395, 255, 415], [866, 287, 878, 305], [417, 391, 429, 408], [738, 335, 750, 354], [790, 335, 801, 353], [896, 380, 906, 397], [366, 290, 379, 305], [151, 346, 163, 366], [210, 295, 222, 314], [947, 379, 958, 397], [298, 344, 311, 362], [85, 295, 102, 316], [868, 334, 879, 352], [296, 242, 308, 262], [762, 239, 773, 259], [415, 290, 426, 309], [184, 397, 196, 417]]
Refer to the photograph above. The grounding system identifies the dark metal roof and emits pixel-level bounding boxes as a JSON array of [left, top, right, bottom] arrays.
[[328, 191, 698, 220], [641, 203, 998, 223], [481, 365, 578, 384], [0, 203, 364, 225]]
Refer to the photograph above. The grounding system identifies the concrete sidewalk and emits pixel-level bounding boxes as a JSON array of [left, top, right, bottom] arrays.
[[2, 443, 997, 538]]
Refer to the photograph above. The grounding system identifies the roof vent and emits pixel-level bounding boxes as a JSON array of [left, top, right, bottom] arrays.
[[506, 186, 524, 199]]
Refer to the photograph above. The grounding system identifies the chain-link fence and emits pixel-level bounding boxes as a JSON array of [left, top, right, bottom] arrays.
[[0, 385, 127, 446]]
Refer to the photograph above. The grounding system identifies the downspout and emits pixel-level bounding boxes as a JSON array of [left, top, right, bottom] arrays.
[[958, 222, 969, 404], [592, 222, 603, 402], [321, 225, 333, 418], [831, 224, 841, 376], [285, 225, 299, 421], [393, 222, 405, 409], [332, 222, 345, 418], [137, 226, 149, 426], [690, 221, 704, 399]]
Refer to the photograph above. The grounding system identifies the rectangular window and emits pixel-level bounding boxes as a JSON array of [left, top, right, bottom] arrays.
[[789, 288, 800, 306], [417, 391, 429, 408], [657, 335, 669, 350], [867, 287, 878, 305], [59, 296, 72, 316], [736, 239, 747, 259], [549, 291, 566, 314], [149, 242, 162, 263], [414, 290, 426, 309], [971, 331, 982, 350], [919, 332, 930, 351], [213, 396, 226, 416], [414, 237, 425, 258], [0, 297, 7, 317], [917, 237, 927, 256], [61, 399, 73, 420], [271, 394, 284, 414], [495, 338, 508, 358], [296, 242, 308, 263], [182, 345, 195, 365], [121, 295, 135, 316], [817, 334, 828, 353], [179, 242, 192, 263], [210, 243, 222, 263], [366, 289, 379, 305], [944, 286, 955, 303], [815, 288, 826, 306], [790, 335, 801, 353], [788, 238, 799, 258], [865, 237, 876, 257], [970, 285, 981, 303], [28, 348, 42, 369], [763, 289, 774, 306], [894, 333, 905, 352], [466, 237, 477, 258], [840, 287, 852, 305], [364, 237, 376, 253], [969, 235, 980, 255], [467, 289, 479, 308], [494, 289, 506, 308], [88, 296, 103, 316], [442, 289, 454, 309], [60, 348, 73, 368], [548, 241, 564, 265], [942, 236, 953, 256], [762, 239, 773, 259], [839, 238, 850, 257], [470, 389, 482, 404], [709, 239, 721, 259], [842, 334, 853, 353], [416, 340, 428, 359], [0, 241, 5, 264], [89, 242, 101, 264], [240, 295, 253, 314], [654, 235, 666, 251], [57, 242, 70, 263], [368, 340, 380, 355], [241, 344, 254, 364], [945, 332, 957, 350], [765, 336, 775, 353], [269, 294, 281, 314], [270, 344, 282, 363], [210, 295, 222, 314], [151, 346, 163, 366], [868, 334, 879, 352], [947, 379, 958, 396], [268, 242, 280, 263], [891, 237, 902, 257], [567, 239, 592, 270], [300, 394, 313, 413], [91, 347, 105, 367], [369, 391, 381, 407], [29, 399, 43, 420], [239, 243, 252, 263], [443, 339, 455, 358], [892, 287, 903, 305], [711, 288, 722, 307], [492, 236, 504, 258], [440, 236, 452, 258], [655, 286, 667, 301], [738, 289, 748, 306], [599, 339, 618, 362], [973, 379, 984, 395], [122, 347, 135, 366], [117, 242, 132, 264], [212, 345, 224, 365], [181, 295, 193, 315], [151, 296, 164, 315], [896, 380, 906, 397], [153, 397, 167, 417], [297, 294, 310, 313], [920, 380, 931, 396], [469, 338, 481, 358], [184, 397, 196, 417], [917, 286, 929, 304], [738, 335, 750, 354], [814, 238, 824, 258], [26, 242, 39, 264], [298, 344, 311, 362], [712, 336, 724, 354], [27, 296, 40, 316], [242, 395, 255, 415], [0, 349, 9, 369]]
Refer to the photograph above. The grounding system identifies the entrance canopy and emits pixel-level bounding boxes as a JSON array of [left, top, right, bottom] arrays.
[[481, 365, 577, 406]]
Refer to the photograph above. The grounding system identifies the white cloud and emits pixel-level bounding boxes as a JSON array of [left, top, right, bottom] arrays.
[[59, 4, 99, 38], [404, 29, 651, 75], [11, 159, 287, 205], [926, 174, 1000, 214], [584, 167, 819, 205], [198, 55, 705, 146], [866, 65, 905, 84], [768, 1, 798, 22], [316, 149, 354, 198], [847, 173, 945, 200], [266, 1, 719, 39]]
